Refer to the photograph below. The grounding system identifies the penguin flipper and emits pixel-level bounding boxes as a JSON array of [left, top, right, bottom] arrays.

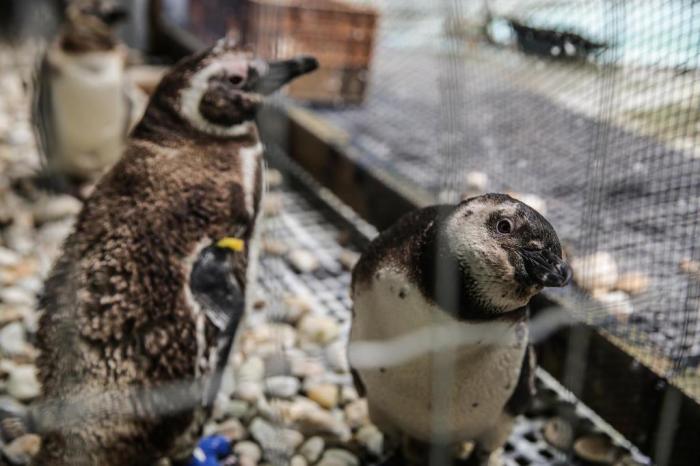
[[32, 51, 57, 171], [504, 345, 536, 416], [189, 245, 246, 408]]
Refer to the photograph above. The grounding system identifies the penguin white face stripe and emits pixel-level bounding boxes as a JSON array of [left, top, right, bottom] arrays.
[[239, 142, 263, 217], [179, 58, 255, 137]]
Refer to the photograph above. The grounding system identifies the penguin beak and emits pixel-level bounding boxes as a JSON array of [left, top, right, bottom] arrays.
[[521, 249, 572, 287], [252, 55, 319, 95]]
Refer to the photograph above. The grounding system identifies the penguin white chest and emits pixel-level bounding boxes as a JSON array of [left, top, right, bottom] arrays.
[[349, 267, 528, 442], [50, 51, 127, 174]]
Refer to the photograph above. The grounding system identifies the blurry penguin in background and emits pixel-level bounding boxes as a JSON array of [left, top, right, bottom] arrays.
[[32, 0, 145, 185]]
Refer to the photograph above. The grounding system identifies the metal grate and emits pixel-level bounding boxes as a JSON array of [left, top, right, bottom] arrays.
[[230, 159, 650, 465]]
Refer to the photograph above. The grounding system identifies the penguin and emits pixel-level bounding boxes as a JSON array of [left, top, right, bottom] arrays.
[[32, 38, 318, 466], [32, 0, 140, 183], [348, 193, 571, 465]]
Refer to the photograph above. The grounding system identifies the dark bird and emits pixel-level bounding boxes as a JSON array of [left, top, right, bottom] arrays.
[[32, 0, 140, 183], [509, 19, 606, 61], [348, 193, 571, 465], [32, 38, 318, 466]]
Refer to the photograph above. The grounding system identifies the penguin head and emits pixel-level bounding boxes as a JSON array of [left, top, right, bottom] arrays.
[[61, 0, 128, 52], [442, 193, 571, 313], [147, 37, 318, 138]]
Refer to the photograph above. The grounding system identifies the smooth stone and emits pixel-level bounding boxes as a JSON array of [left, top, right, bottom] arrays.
[[287, 249, 320, 274], [32, 195, 82, 224], [281, 295, 313, 324], [508, 192, 547, 214], [2, 433, 41, 464], [614, 272, 650, 295], [249, 417, 303, 454], [261, 239, 288, 256], [574, 434, 622, 464], [572, 252, 619, 292], [290, 455, 308, 466], [593, 291, 634, 320], [344, 399, 369, 429], [318, 449, 359, 466], [0, 287, 34, 307], [238, 356, 265, 383], [6, 365, 39, 401], [325, 341, 349, 373], [299, 436, 325, 463], [543, 417, 575, 451], [338, 249, 360, 271], [0, 247, 20, 268], [356, 425, 383, 457], [265, 169, 283, 188], [298, 316, 340, 346], [0, 322, 26, 355], [265, 376, 300, 399], [235, 382, 263, 403], [212, 418, 247, 442], [340, 386, 359, 406], [227, 399, 253, 419], [306, 383, 339, 409], [263, 193, 283, 217], [234, 441, 262, 462], [0, 396, 28, 419]]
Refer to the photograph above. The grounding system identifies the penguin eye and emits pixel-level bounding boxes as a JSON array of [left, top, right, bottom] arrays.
[[496, 218, 513, 234], [229, 75, 244, 86]]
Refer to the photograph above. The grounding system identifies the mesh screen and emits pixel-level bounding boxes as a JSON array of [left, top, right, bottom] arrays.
[[247, 0, 700, 397]]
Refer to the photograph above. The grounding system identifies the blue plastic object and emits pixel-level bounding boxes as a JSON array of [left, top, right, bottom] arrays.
[[187, 435, 233, 466]]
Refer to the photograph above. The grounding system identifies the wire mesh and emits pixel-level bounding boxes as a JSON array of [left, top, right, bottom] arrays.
[[252, 0, 700, 397]]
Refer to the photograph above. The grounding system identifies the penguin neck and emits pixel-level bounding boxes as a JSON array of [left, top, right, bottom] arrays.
[[416, 218, 528, 323], [132, 103, 260, 148]]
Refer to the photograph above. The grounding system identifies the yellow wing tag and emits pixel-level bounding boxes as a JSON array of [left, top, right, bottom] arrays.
[[216, 237, 245, 252]]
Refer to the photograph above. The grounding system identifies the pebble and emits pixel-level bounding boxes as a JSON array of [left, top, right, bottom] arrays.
[[344, 399, 369, 429], [0, 287, 34, 307], [356, 425, 383, 457], [325, 341, 349, 373], [464, 171, 489, 193], [614, 272, 650, 295], [263, 193, 284, 216], [6, 365, 39, 401], [280, 295, 313, 324], [318, 449, 359, 466], [235, 382, 264, 403], [298, 315, 340, 345], [340, 385, 359, 405], [338, 249, 360, 271], [261, 239, 288, 256], [238, 356, 265, 383], [265, 376, 300, 399], [234, 440, 262, 463], [288, 249, 320, 274], [508, 192, 547, 214], [290, 455, 308, 466], [306, 383, 339, 409], [249, 417, 303, 454], [293, 402, 351, 441], [0, 322, 26, 355], [1, 433, 41, 465], [572, 252, 619, 292], [593, 291, 634, 320], [543, 417, 575, 451], [32, 195, 82, 224], [211, 418, 247, 442], [299, 436, 325, 463], [265, 169, 283, 188], [574, 434, 621, 464], [0, 247, 20, 267]]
